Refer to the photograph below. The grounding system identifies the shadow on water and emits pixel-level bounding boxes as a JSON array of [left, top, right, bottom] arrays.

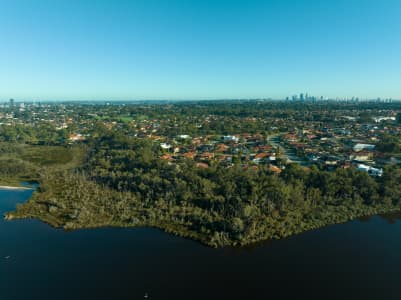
[[358, 211, 401, 225], [379, 211, 401, 224], [20, 181, 39, 189]]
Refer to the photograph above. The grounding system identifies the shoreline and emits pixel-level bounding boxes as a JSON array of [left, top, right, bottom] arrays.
[[7, 203, 401, 248], [0, 185, 34, 191]]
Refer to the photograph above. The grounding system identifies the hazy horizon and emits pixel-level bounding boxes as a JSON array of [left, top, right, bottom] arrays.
[[2, 97, 400, 104]]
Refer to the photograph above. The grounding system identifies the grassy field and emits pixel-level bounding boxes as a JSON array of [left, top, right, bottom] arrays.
[[0, 143, 87, 186]]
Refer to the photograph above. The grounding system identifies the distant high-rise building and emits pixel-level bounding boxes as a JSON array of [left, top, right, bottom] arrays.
[[300, 93, 304, 101], [9, 98, 14, 107]]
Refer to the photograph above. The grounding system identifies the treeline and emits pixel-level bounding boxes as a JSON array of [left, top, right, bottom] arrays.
[[0, 124, 69, 144], [9, 131, 401, 247], [0, 158, 37, 178], [117, 101, 401, 125]]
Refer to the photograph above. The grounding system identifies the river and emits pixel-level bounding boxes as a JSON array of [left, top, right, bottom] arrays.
[[1, 189, 401, 300]]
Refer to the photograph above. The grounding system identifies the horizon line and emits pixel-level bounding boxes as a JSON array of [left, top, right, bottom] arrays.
[[1, 97, 400, 103]]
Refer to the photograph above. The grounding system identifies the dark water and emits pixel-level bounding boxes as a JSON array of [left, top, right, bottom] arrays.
[[1, 190, 401, 300]]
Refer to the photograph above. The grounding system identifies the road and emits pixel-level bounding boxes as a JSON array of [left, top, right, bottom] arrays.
[[268, 134, 309, 166]]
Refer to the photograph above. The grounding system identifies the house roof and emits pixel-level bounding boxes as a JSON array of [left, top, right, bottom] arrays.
[[269, 166, 282, 174], [196, 162, 209, 169]]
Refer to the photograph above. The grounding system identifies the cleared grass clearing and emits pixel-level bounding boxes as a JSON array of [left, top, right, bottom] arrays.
[[0, 144, 87, 186], [21, 146, 74, 166]]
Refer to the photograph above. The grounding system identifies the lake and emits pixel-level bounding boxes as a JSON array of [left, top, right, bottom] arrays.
[[1, 189, 401, 300]]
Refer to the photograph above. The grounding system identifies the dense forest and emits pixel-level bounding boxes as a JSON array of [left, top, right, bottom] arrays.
[[5, 128, 401, 247]]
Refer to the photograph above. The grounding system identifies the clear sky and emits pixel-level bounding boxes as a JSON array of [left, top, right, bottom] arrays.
[[1, 0, 401, 101]]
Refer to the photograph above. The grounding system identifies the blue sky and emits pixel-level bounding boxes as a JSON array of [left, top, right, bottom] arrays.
[[0, 0, 400, 101]]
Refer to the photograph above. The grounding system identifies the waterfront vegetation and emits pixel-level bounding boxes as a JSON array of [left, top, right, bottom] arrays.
[[3, 128, 401, 247], [2, 101, 401, 247]]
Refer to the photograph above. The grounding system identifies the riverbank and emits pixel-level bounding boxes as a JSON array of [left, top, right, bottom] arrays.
[[4, 166, 401, 248], [6, 197, 401, 248], [0, 185, 34, 191], [3, 189, 401, 300]]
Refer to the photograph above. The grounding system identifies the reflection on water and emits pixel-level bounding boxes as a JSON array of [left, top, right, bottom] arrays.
[[379, 212, 401, 224], [1, 190, 401, 300], [358, 211, 401, 224]]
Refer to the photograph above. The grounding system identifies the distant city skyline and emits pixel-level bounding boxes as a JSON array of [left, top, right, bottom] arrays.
[[1, 95, 399, 103], [1, 0, 401, 100]]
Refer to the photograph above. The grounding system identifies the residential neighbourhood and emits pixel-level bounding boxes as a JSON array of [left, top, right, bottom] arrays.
[[1, 100, 401, 177]]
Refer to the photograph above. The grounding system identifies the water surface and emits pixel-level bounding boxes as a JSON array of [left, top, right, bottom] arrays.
[[1, 190, 401, 300]]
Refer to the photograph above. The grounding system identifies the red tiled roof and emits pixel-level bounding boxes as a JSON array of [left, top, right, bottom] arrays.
[[182, 152, 196, 159], [254, 153, 269, 159], [196, 162, 209, 169], [269, 166, 282, 174]]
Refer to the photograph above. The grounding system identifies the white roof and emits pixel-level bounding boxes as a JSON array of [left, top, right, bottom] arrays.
[[353, 143, 375, 151]]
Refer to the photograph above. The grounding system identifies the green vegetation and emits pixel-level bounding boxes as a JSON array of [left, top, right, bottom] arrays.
[[0, 142, 85, 186], [376, 135, 401, 154], [21, 146, 73, 165], [5, 129, 401, 247], [2, 101, 401, 247]]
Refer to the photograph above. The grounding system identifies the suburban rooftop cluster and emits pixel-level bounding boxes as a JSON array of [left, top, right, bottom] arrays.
[[1, 99, 401, 177]]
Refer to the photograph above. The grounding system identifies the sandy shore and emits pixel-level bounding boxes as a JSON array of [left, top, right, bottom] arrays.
[[0, 185, 33, 190]]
